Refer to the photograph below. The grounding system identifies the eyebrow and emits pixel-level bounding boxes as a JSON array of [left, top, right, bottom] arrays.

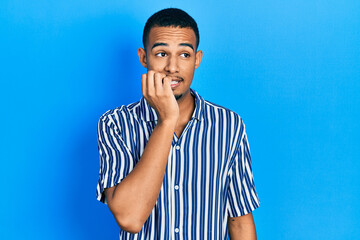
[[180, 43, 194, 51], [151, 42, 194, 51]]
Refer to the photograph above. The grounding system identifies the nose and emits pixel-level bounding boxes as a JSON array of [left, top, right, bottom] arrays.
[[164, 55, 179, 73]]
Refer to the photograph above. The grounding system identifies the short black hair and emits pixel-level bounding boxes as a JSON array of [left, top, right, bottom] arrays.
[[142, 8, 200, 50]]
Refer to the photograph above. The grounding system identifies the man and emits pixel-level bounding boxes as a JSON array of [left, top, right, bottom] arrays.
[[96, 8, 260, 239]]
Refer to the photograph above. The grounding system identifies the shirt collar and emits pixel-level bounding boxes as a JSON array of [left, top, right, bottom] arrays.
[[140, 88, 204, 122]]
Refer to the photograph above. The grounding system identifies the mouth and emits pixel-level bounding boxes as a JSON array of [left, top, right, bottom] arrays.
[[169, 77, 183, 89]]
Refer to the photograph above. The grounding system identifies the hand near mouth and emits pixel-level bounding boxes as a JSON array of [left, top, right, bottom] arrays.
[[141, 70, 180, 124]]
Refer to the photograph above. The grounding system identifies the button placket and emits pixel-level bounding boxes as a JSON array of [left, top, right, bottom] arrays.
[[173, 142, 182, 239]]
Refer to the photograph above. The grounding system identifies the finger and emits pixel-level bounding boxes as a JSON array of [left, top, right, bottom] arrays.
[[154, 73, 164, 93], [163, 76, 172, 92], [146, 70, 155, 94], [141, 73, 147, 96]]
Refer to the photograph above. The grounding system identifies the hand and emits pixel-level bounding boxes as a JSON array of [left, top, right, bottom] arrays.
[[141, 71, 179, 124]]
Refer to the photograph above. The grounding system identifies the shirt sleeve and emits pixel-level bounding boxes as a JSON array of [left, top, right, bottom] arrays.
[[227, 123, 260, 217], [96, 113, 135, 204]]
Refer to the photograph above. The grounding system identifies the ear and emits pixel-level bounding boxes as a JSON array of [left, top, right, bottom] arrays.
[[195, 50, 203, 69], [138, 47, 147, 68]]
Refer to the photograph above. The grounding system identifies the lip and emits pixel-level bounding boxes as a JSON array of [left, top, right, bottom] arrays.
[[168, 76, 183, 89], [170, 80, 182, 88]]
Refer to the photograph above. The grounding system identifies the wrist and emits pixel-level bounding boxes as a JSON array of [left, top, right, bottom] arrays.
[[157, 118, 178, 129]]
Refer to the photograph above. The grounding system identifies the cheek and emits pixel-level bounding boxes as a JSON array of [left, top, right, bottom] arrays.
[[147, 57, 165, 70], [181, 64, 196, 77]]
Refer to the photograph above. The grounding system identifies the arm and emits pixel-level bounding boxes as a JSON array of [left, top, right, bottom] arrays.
[[227, 122, 260, 239], [105, 71, 179, 233], [228, 213, 257, 240]]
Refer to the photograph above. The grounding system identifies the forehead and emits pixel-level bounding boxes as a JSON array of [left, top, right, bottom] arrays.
[[147, 26, 196, 47]]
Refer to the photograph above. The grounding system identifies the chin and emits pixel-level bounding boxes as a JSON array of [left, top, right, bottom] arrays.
[[175, 94, 183, 100], [174, 88, 191, 101]]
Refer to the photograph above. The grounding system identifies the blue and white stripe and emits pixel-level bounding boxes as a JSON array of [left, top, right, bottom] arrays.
[[96, 89, 259, 240]]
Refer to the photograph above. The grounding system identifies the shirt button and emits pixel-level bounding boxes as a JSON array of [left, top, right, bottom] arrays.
[[174, 185, 179, 190], [175, 228, 179, 233], [175, 146, 180, 150]]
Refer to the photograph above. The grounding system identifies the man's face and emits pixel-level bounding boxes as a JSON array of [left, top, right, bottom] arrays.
[[139, 26, 202, 101]]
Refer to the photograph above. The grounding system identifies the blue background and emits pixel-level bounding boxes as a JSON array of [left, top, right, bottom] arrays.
[[1, 1, 359, 239]]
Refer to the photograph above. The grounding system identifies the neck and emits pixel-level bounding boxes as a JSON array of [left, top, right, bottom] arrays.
[[177, 89, 195, 123]]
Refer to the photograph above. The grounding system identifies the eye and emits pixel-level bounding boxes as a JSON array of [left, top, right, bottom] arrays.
[[180, 53, 190, 58], [155, 52, 167, 57]]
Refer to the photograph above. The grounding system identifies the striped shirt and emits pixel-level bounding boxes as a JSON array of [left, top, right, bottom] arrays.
[[96, 89, 260, 240]]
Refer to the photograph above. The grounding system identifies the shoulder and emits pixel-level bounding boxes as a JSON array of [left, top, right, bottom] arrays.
[[98, 101, 142, 127], [201, 98, 248, 144], [203, 100, 238, 114], [203, 99, 244, 125]]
